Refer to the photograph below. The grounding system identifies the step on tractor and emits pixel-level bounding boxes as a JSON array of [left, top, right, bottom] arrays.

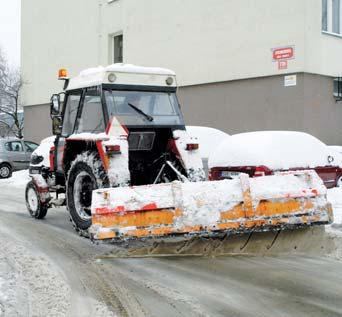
[[25, 64, 333, 252]]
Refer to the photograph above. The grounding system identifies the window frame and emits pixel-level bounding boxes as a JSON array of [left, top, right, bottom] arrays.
[[24, 141, 39, 153], [5, 141, 24, 153], [109, 32, 123, 64], [74, 87, 107, 134], [61, 89, 82, 137], [322, 0, 342, 37]]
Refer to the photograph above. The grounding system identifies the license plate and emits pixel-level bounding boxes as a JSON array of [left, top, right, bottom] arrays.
[[220, 171, 240, 179]]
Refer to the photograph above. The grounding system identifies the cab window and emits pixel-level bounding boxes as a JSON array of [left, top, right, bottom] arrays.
[[62, 93, 81, 136], [75, 90, 105, 133]]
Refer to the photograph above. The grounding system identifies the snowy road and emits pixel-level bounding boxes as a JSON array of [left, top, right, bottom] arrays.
[[0, 172, 342, 316]]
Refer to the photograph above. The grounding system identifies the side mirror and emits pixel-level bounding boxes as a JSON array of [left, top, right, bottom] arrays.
[[52, 116, 62, 136], [50, 94, 61, 117]]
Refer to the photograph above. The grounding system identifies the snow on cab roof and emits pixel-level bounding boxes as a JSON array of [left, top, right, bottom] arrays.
[[67, 64, 176, 91], [208, 131, 339, 170]]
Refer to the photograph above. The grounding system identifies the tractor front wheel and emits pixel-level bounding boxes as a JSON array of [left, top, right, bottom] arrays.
[[25, 181, 48, 219]]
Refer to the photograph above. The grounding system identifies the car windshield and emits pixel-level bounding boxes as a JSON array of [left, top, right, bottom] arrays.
[[104, 90, 184, 126]]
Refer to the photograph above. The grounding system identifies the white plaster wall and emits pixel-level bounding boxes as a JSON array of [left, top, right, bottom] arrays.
[[24, 0, 335, 106], [103, 0, 305, 86], [21, 0, 99, 106], [304, 0, 342, 77]]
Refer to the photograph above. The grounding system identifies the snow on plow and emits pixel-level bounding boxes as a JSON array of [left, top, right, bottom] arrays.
[[90, 170, 333, 241]]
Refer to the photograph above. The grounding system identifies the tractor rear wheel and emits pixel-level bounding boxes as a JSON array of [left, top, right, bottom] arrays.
[[66, 152, 108, 235]]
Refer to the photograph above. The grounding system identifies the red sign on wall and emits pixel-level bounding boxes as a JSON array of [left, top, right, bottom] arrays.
[[278, 60, 288, 70], [272, 47, 294, 61]]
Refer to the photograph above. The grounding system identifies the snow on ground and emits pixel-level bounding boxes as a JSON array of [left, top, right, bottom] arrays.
[[327, 187, 342, 236], [0, 170, 116, 317], [0, 225, 71, 316], [0, 169, 30, 188]]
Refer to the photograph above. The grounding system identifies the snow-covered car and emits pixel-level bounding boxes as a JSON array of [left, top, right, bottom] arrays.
[[29, 136, 56, 174], [209, 131, 342, 188], [186, 126, 230, 174]]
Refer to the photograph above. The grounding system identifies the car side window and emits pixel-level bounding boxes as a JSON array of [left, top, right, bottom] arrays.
[[8, 141, 24, 152], [4, 142, 11, 151], [24, 141, 38, 153], [75, 90, 105, 133], [62, 93, 81, 136]]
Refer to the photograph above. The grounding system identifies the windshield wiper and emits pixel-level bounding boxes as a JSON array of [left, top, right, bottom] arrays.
[[128, 103, 154, 122]]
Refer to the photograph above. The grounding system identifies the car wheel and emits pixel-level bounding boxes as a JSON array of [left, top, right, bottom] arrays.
[[25, 181, 48, 219], [337, 176, 342, 188], [0, 163, 12, 179]]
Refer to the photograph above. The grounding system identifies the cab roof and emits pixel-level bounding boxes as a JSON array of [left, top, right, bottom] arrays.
[[66, 64, 177, 91]]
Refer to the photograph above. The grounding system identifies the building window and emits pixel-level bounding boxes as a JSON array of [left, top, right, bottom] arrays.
[[322, 0, 342, 35], [114, 34, 123, 63]]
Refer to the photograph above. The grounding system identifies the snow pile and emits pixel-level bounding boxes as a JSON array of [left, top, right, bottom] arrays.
[[186, 126, 230, 159], [0, 170, 30, 188], [209, 131, 335, 169], [329, 145, 342, 155], [327, 187, 342, 235], [32, 136, 56, 167], [173, 130, 205, 182], [68, 132, 109, 141]]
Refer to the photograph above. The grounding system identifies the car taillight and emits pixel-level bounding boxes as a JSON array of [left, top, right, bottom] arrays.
[[105, 145, 121, 155], [186, 143, 199, 151], [254, 166, 270, 177]]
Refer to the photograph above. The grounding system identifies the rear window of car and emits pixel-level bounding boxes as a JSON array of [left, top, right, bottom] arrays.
[[25, 141, 39, 153]]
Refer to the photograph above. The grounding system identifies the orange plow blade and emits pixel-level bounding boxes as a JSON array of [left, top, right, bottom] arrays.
[[90, 171, 333, 241]]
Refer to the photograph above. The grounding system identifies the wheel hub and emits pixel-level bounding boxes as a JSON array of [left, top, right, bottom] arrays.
[[74, 171, 94, 220], [27, 187, 38, 213], [0, 166, 10, 178]]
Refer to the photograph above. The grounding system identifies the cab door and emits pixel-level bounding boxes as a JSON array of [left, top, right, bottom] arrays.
[[56, 91, 82, 173]]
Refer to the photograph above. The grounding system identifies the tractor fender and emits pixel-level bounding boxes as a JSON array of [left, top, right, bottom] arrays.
[[31, 174, 51, 204]]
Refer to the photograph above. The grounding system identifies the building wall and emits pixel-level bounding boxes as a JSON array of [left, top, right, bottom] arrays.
[[21, 0, 342, 144], [22, 0, 310, 107], [23, 104, 50, 143], [23, 72, 342, 145], [21, 0, 99, 106], [305, 0, 342, 77], [178, 73, 342, 144], [102, 0, 306, 86]]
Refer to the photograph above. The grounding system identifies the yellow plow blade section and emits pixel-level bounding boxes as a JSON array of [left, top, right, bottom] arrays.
[[90, 171, 333, 241]]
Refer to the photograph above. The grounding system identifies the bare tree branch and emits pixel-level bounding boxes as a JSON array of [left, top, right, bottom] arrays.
[[0, 47, 24, 139]]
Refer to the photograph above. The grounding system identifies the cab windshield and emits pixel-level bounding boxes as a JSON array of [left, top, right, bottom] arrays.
[[104, 90, 184, 126]]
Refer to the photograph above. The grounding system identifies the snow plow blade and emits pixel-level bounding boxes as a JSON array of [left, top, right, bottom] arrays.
[[90, 171, 333, 241]]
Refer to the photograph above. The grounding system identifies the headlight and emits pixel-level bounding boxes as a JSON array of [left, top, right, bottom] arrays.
[[31, 154, 44, 165]]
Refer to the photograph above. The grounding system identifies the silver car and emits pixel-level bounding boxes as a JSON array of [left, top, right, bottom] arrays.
[[0, 138, 39, 178]]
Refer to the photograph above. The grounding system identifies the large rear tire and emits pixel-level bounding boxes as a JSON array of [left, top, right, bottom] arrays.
[[66, 152, 108, 234], [25, 181, 48, 219]]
